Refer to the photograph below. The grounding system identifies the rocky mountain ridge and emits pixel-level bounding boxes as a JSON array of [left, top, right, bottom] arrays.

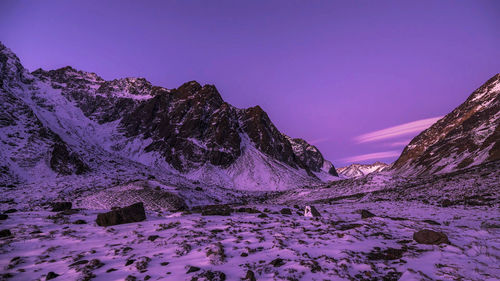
[[0, 42, 337, 192], [337, 161, 388, 178], [391, 73, 500, 176]]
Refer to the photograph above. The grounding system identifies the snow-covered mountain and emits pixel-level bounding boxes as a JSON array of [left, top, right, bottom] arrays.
[[337, 161, 388, 178], [0, 42, 338, 192], [392, 73, 500, 176]]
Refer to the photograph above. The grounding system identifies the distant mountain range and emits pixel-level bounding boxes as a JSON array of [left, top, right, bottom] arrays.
[[0, 42, 337, 192], [337, 162, 389, 178]]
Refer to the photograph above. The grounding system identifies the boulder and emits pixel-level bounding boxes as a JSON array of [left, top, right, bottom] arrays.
[[0, 229, 12, 237], [51, 202, 72, 212], [360, 210, 375, 219], [413, 229, 449, 245], [0, 214, 8, 220], [304, 205, 321, 217], [280, 208, 292, 215], [96, 202, 146, 226]]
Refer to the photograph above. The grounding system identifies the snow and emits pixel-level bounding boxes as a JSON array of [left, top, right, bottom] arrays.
[[1, 202, 498, 281]]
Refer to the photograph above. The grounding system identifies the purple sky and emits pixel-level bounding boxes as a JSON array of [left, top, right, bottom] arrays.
[[2, 1, 499, 167]]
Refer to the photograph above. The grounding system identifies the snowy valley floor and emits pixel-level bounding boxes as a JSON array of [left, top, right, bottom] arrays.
[[1, 202, 499, 281]]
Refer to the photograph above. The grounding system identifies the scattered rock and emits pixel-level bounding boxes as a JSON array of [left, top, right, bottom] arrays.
[[69, 260, 89, 267], [46, 271, 59, 280], [106, 268, 117, 273], [243, 270, 256, 281], [73, 219, 87, 224], [191, 270, 226, 281], [236, 207, 260, 214], [368, 247, 405, 260], [201, 205, 232, 216], [337, 224, 363, 231], [423, 219, 440, 225], [270, 258, 285, 267], [125, 259, 135, 266], [186, 266, 201, 273], [0, 214, 8, 220], [304, 205, 321, 217], [4, 208, 17, 213], [96, 202, 146, 226], [206, 242, 226, 265], [51, 202, 72, 212], [148, 235, 159, 241], [360, 209, 375, 219], [257, 213, 268, 218], [125, 275, 137, 281], [413, 229, 449, 245], [280, 208, 292, 215], [135, 256, 151, 271], [480, 221, 500, 229], [0, 229, 12, 237], [440, 199, 453, 207]]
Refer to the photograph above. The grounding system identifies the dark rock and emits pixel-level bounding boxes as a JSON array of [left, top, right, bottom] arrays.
[[270, 258, 285, 267], [51, 202, 72, 212], [191, 270, 226, 281], [106, 268, 117, 273], [50, 142, 89, 175], [0, 229, 12, 237], [304, 205, 321, 217], [96, 202, 146, 226], [125, 260, 135, 266], [125, 275, 137, 281], [160, 262, 169, 266], [69, 260, 88, 267], [186, 266, 201, 273], [0, 214, 8, 220], [280, 208, 292, 215], [257, 213, 268, 218], [413, 229, 449, 245], [423, 219, 441, 225], [73, 219, 87, 224], [236, 207, 260, 214], [148, 235, 159, 241], [46, 271, 59, 280], [337, 224, 363, 231], [201, 205, 232, 216], [440, 199, 453, 207], [480, 221, 500, 229], [367, 247, 405, 260], [4, 208, 17, 213], [244, 270, 256, 281], [360, 209, 375, 219]]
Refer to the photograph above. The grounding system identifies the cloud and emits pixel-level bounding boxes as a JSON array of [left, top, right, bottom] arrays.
[[342, 151, 401, 162], [355, 116, 443, 144]]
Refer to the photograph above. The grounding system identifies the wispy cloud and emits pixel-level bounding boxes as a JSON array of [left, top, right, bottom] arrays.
[[342, 151, 401, 162], [355, 116, 442, 144]]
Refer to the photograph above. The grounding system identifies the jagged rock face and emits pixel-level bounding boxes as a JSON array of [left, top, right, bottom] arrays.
[[392, 74, 500, 175], [338, 162, 389, 178], [121, 81, 242, 171], [1, 41, 338, 190], [240, 106, 297, 168]]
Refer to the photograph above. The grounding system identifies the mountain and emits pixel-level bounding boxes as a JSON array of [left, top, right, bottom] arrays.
[[392, 73, 500, 176], [337, 161, 388, 178], [0, 42, 337, 192]]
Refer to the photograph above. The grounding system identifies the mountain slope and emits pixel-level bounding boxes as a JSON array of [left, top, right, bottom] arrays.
[[392, 74, 500, 176], [0, 42, 337, 192], [337, 162, 388, 178]]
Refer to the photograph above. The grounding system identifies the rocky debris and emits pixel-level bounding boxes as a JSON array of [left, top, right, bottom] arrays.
[[270, 258, 285, 267], [236, 207, 260, 214], [135, 256, 151, 272], [413, 229, 450, 245], [440, 199, 453, 207], [49, 143, 89, 175], [0, 229, 12, 237], [4, 208, 17, 213], [206, 242, 226, 265], [280, 208, 292, 215], [243, 270, 256, 281], [367, 247, 406, 260], [257, 213, 268, 218], [186, 266, 201, 274], [190, 270, 226, 281], [125, 275, 137, 281], [0, 214, 8, 220], [46, 271, 59, 280], [201, 205, 232, 216], [304, 205, 321, 217], [51, 202, 72, 212], [96, 202, 146, 226], [360, 209, 376, 219], [148, 235, 159, 241], [480, 220, 500, 229], [73, 219, 87, 224]]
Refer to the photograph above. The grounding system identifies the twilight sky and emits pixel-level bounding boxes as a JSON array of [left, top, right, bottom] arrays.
[[1, 0, 499, 167]]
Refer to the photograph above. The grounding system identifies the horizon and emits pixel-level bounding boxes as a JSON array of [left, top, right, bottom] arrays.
[[2, 0, 499, 167]]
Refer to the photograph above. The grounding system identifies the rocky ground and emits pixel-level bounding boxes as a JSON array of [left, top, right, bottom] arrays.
[[1, 202, 499, 281]]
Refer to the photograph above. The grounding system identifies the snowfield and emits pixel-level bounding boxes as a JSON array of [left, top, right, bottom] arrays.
[[1, 202, 499, 281]]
